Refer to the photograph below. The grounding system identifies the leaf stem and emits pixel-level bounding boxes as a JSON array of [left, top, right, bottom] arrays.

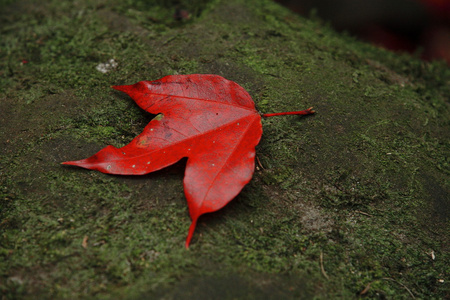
[[262, 107, 315, 118], [185, 218, 198, 249]]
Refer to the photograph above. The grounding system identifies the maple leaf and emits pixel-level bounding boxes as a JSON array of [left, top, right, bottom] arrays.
[[62, 74, 314, 248]]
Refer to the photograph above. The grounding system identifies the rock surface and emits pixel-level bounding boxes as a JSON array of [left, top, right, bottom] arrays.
[[1, 0, 448, 298]]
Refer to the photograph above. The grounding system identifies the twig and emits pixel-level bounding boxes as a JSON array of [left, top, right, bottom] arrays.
[[82, 235, 89, 249], [320, 251, 329, 280], [355, 210, 373, 217], [382, 277, 415, 299], [360, 281, 373, 295], [360, 278, 415, 298], [256, 155, 264, 170]]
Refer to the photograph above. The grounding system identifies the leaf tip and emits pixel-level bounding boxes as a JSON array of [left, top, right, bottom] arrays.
[[111, 84, 130, 93], [185, 217, 198, 249], [61, 159, 87, 168]]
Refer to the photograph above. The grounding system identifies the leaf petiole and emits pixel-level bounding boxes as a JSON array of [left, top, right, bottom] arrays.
[[262, 107, 315, 118]]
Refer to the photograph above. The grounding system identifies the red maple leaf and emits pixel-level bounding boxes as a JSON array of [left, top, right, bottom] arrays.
[[62, 74, 314, 247]]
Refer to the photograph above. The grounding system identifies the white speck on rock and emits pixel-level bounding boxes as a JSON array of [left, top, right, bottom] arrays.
[[96, 59, 118, 73]]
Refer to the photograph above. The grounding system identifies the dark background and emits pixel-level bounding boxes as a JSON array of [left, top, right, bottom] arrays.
[[275, 0, 450, 64]]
